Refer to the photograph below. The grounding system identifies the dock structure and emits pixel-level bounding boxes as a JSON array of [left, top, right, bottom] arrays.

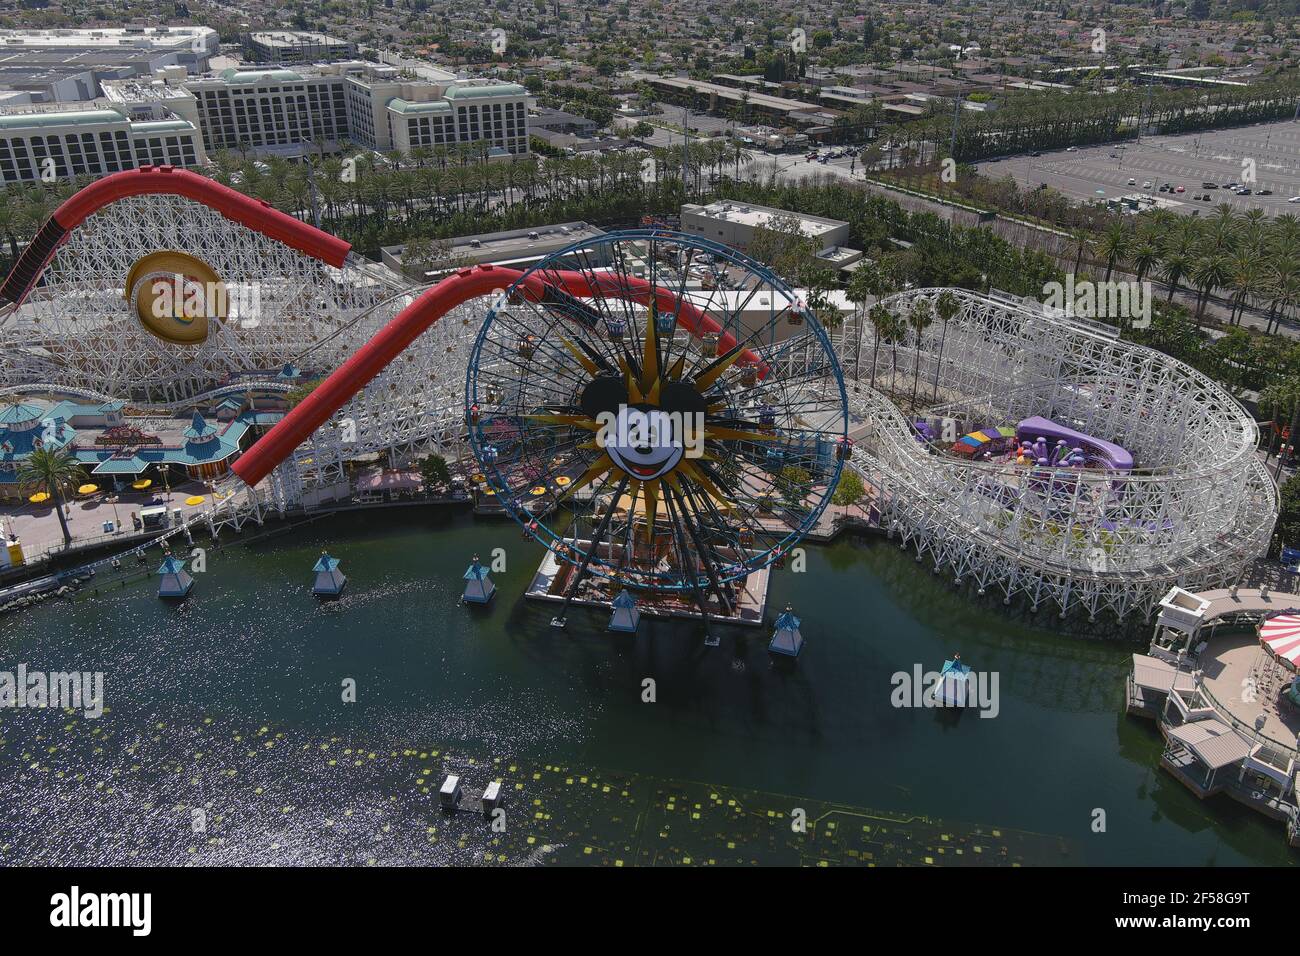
[[156, 555, 193, 600], [525, 539, 770, 627], [311, 551, 347, 598], [1126, 585, 1300, 848]]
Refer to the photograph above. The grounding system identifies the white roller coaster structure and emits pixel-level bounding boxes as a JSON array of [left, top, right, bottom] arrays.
[[841, 287, 1277, 621], [0, 188, 1277, 622]]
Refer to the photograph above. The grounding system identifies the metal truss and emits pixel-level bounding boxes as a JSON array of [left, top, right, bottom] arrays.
[[839, 288, 1278, 621], [0, 194, 405, 403], [3, 187, 1277, 622], [268, 294, 484, 510]]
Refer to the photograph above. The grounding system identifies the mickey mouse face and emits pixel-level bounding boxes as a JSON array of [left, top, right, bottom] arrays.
[[606, 404, 685, 480], [580, 375, 707, 481]]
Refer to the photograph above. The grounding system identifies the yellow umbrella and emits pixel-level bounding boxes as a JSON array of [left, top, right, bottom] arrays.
[[131, 478, 152, 490], [555, 476, 572, 487], [77, 483, 99, 495], [185, 495, 205, 506], [530, 486, 547, 496], [28, 491, 50, 504]]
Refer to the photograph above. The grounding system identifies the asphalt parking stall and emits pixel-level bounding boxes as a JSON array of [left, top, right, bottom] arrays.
[[980, 120, 1300, 214]]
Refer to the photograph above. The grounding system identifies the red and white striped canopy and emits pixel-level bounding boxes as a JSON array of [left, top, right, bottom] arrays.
[[1259, 614, 1300, 669]]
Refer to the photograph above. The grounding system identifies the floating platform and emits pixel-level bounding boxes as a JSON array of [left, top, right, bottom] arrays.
[[312, 553, 347, 598], [525, 539, 769, 627]]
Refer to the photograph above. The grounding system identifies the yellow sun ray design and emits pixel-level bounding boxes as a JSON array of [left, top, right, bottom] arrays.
[[560, 337, 600, 377], [693, 345, 747, 392], [513, 303, 780, 519], [677, 460, 734, 511]]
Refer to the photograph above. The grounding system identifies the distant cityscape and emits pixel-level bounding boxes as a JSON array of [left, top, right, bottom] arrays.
[[0, 2, 1291, 184]]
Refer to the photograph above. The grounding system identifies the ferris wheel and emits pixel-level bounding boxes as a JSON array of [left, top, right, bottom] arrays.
[[465, 230, 848, 617]]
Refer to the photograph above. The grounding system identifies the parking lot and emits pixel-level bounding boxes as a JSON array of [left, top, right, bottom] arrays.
[[980, 119, 1300, 215]]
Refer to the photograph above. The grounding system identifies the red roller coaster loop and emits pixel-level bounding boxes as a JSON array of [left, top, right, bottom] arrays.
[[0, 166, 350, 307], [231, 262, 765, 487]]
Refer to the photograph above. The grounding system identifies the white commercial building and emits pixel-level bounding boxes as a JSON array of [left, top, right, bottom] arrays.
[[185, 61, 530, 158], [0, 26, 219, 71], [680, 200, 860, 268], [0, 96, 205, 184], [245, 31, 357, 65]]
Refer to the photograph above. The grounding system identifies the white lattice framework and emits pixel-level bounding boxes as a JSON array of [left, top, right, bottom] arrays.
[[837, 288, 1278, 621], [264, 293, 486, 511], [0, 194, 405, 403], [2, 187, 1277, 621], [0, 191, 486, 530]]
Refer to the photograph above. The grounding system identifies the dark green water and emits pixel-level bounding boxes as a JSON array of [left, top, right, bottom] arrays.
[[0, 506, 1293, 865]]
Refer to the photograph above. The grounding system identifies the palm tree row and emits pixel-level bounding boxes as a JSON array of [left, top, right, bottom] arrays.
[[0, 138, 754, 266], [883, 77, 1300, 166], [1099, 204, 1300, 332]]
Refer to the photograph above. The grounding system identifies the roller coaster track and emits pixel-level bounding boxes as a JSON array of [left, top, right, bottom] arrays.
[[0, 172, 1279, 624]]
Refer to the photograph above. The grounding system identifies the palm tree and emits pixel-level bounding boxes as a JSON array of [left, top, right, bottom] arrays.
[[1189, 253, 1231, 327], [1095, 220, 1131, 282], [1160, 250, 1190, 303], [930, 289, 960, 401], [1227, 250, 1263, 327], [1265, 259, 1300, 336], [1129, 240, 1160, 284], [866, 302, 894, 392], [16, 444, 85, 547], [1069, 227, 1090, 275], [844, 267, 875, 385], [907, 297, 934, 412], [1260, 378, 1300, 477]]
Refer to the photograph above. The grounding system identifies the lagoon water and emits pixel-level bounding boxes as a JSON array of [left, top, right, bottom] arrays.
[[0, 507, 1292, 865]]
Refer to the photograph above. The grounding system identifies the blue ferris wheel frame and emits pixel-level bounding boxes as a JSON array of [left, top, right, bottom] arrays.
[[464, 228, 848, 591]]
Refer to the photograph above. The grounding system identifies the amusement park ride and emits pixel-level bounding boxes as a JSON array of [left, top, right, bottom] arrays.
[[0, 167, 848, 633], [0, 166, 1280, 626]]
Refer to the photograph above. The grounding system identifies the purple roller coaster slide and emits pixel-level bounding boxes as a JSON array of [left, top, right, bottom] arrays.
[[1015, 416, 1134, 472]]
